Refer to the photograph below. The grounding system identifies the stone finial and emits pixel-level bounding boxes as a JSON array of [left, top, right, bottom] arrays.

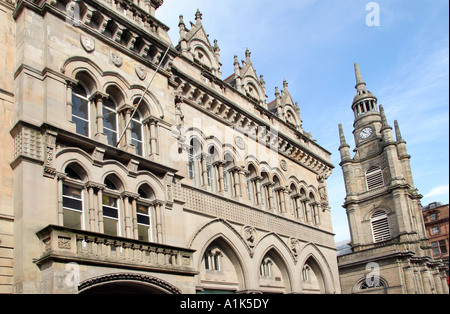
[[283, 79, 288, 91], [195, 9, 203, 23], [394, 120, 406, 144], [245, 48, 251, 61], [339, 124, 350, 149], [379, 105, 392, 130]]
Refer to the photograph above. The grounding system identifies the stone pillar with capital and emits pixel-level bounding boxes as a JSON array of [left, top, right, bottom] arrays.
[[90, 91, 109, 143]]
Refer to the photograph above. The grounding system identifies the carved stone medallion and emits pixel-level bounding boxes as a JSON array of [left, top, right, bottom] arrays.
[[80, 34, 95, 52], [280, 159, 288, 171], [235, 136, 245, 150], [110, 51, 123, 67], [135, 65, 147, 81]]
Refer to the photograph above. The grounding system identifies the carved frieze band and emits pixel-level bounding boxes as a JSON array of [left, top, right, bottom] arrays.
[[182, 186, 335, 249]]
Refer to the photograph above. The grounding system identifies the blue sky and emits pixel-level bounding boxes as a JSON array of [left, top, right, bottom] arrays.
[[156, 0, 449, 242]]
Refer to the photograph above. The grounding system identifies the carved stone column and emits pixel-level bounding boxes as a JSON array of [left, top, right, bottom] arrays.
[[90, 91, 109, 143]]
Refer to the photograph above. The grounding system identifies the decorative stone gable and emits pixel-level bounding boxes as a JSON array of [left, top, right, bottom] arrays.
[[177, 10, 222, 78]]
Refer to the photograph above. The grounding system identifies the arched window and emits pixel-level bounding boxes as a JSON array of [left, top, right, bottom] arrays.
[[137, 185, 154, 243], [188, 138, 202, 187], [130, 109, 144, 156], [71, 83, 90, 137], [206, 146, 218, 193], [62, 164, 86, 230], [103, 96, 119, 147], [371, 210, 391, 243], [102, 175, 121, 236], [366, 166, 384, 191], [247, 164, 258, 204], [223, 153, 235, 198]]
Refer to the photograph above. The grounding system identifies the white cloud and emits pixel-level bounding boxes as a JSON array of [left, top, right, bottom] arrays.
[[424, 185, 450, 199]]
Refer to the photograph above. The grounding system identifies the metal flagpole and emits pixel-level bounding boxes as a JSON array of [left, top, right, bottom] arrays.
[[116, 44, 172, 148]]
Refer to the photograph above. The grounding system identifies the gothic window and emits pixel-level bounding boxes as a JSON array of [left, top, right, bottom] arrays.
[[371, 210, 391, 243], [130, 109, 144, 156], [71, 83, 90, 137], [366, 166, 384, 191], [102, 176, 121, 236], [103, 96, 119, 147]]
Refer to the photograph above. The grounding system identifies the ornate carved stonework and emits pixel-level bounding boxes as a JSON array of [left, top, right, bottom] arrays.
[[243, 225, 257, 248], [135, 65, 147, 81], [110, 51, 123, 67], [80, 34, 95, 52]]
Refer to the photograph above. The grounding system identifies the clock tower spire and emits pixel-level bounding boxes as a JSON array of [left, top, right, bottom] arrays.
[[337, 64, 448, 294]]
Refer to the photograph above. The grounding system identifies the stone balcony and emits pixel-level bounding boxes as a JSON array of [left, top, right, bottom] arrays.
[[35, 225, 198, 276]]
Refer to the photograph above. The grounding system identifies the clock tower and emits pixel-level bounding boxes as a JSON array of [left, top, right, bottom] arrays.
[[337, 64, 448, 294]]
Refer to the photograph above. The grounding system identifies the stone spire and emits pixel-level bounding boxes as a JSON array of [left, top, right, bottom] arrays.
[[354, 63, 366, 92]]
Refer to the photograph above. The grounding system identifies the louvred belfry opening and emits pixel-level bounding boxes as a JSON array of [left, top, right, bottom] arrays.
[[371, 210, 391, 243], [366, 166, 384, 191]]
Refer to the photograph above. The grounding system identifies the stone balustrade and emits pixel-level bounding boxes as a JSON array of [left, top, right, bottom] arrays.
[[35, 225, 198, 275]]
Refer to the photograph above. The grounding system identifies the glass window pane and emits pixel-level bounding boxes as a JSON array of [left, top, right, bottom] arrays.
[[103, 107, 117, 131], [137, 204, 149, 215], [138, 224, 149, 242], [104, 128, 118, 147], [73, 117, 89, 137], [132, 139, 143, 156], [63, 208, 82, 229], [63, 197, 83, 211], [63, 185, 82, 199], [104, 217, 118, 236], [137, 214, 150, 226], [103, 206, 118, 219], [131, 120, 142, 140], [102, 195, 117, 207], [72, 96, 89, 120]]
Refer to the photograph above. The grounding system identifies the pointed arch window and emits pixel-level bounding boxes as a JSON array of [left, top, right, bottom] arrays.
[[371, 210, 391, 243], [71, 83, 90, 137], [366, 166, 384, 191]]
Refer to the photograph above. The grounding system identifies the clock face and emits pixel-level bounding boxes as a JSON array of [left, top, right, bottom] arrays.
[[360, 127, 373, 139]]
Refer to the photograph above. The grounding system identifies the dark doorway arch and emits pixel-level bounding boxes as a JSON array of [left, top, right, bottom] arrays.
[[79, 273, 182, 294]]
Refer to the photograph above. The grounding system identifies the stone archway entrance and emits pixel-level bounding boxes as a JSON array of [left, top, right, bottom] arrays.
[[79, 273, 182, 295]]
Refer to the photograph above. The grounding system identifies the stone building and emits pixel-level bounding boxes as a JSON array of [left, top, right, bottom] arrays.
[[0, 0, 340, 294], [422, 202, 449, 275], [337, 64, 449, 294]]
